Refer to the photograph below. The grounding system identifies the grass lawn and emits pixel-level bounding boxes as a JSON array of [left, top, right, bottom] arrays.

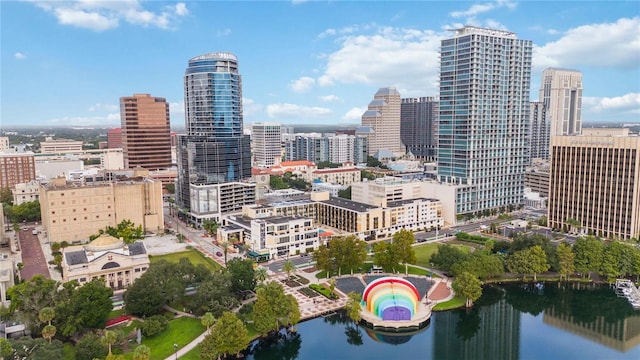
[[150, 248, 222, 271], [123, 317, 205, 360], [413, 243, 471, 268], [433, 296, 466, 311], [108, 308, 125, 319]]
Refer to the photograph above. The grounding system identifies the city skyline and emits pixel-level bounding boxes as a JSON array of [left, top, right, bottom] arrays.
[[1, 1, 639, 127]]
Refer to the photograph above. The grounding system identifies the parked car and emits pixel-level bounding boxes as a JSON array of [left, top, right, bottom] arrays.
[[216, 251, 223, 257]]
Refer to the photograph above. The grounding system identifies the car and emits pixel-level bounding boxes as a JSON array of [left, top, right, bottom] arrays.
[[216, 251, 223, 257], [32, 230, 38, 235]]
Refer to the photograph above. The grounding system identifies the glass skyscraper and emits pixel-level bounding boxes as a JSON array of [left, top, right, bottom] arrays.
[[176, 52, 252, 214], [438, 27, 532, 214]]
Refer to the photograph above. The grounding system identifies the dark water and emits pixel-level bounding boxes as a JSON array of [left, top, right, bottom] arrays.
[[246, 283, 640, 360]]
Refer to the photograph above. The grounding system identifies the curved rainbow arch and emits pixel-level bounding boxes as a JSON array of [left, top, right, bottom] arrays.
[[362, 277, 421, 321]]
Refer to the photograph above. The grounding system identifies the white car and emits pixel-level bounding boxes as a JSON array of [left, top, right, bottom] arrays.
[[32, 230, 38, 235]]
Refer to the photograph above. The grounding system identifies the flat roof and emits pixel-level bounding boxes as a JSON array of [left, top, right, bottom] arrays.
[[320, 197, 379, 212], [387, 198, 439, 207]]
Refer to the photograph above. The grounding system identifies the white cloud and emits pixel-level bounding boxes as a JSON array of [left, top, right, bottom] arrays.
[[217, 28, 231, 37], [88, 103, 118, 112], [449, 0, 516, 18], [583, 93, 640, 113], [342, 107, 366, 121], [48, 113, 121, 126], [32, 1, 189, 31], [533, 17, 640, 70], [290, 76, 316, 93], [14, 52, 26, 60], [266, 103, 332, 119], [318, 26, 442, 97], [319, 95, 341, 102], [242, 97, 264, 119]]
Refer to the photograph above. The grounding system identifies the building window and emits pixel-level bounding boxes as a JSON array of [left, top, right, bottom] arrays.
[[79, 277, 86, 282]]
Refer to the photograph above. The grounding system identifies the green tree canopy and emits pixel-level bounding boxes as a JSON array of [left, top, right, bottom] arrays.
[[372, 241, 399, 273], [55, 278, 113, 337], [452, 272, 483, 308], [429, 245, 469, 273], [345, 292, 362, 324], [450, 253, 504, 280], [226, 258, 256, 293], [252, 281, 298, 336], [556, 243, 575, 281], [572, 236, 604, 278], [391, 229, 417, 275]]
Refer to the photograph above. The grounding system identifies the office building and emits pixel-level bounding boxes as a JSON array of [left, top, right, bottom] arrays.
[[548, 129, 640, 239], [120, 94, 172, 170], [40, 138, 83, 154], [176, 52, 252, 224], [0, 152, 36, 189], [12, 180, 40, 205], [361, 87, 403, 157], [438, 26, 532, 216], [252, 122, 281, 168], [107, 128, 123, 148], [540, 68, 583, 136], [401, 97, 438, 160], [530, 101, 549, 160], [40, 176, 164, 243]]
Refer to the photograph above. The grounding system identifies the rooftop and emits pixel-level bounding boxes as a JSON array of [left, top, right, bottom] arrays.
[[320, 197, 379, 212]]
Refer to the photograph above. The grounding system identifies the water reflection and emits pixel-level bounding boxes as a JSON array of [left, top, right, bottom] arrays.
[[245, 283, 640, 360]]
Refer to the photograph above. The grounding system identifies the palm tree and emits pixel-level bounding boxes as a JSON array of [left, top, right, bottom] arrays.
[[254, 266, 268, 285], [201, 312, 215, 330], [221, 240, 230, 266], [38, 307, 55, 326], [282, 260, 295, 279], [101, 330, 118, 355], [41, 324, 56, 343], [132, 345, 151, 360]]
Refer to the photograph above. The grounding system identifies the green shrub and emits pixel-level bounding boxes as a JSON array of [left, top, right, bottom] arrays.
[[140, 315, 168, 337], [309, 284, 337, 299]]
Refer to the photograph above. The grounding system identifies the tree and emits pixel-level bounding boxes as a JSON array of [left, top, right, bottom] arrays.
[[572, 236, 604, 278], [429, 245, 469, 273], [75, 332, 108, 360], [254, 266, 268, 286], [452, 272, 483, 308], [7, 275, 59, 329], [282, 260, 295, 278], [101, 330, 117, 355], [55, 278, 113, 337], [95, 219, 144, 244], [221, 240, 230, 266], [124, 271, 166, 317], [253, 281, 292, 336], [372, 241, 399, 273], [345, 292, 362, 324], [201, 312, 215, 330], [337, 187, 352, 199], [506, 249, 533, 281], [285, 295, 301, 331], [190, 271, 237, 317], [226, 258, 256, 293], [132, 345, 151, 360], [556, 243, 575, 281], [0, 187, 12, 205], [202, 219, 220, 238], [42, 324, 56, 343], [528, 245, 550, 282], [391, 229, 417, 275], [0, 338, 13, 360], [312, 244, 332, 275], [140, 315, 168, 337], [38, 307, 55, 326], [451, 253, 504, 280], [205, 311, 250, 359]]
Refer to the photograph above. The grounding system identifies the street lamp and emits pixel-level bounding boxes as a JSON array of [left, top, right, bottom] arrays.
[[173, 344, 178, 360]]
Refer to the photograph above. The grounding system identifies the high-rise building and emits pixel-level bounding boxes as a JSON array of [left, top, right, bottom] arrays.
[[438, 26, 532, 215], [120, 94, 171, 170], [361, 87, 403, 157], [539, 68, 583, 136], [107, 128, 123, 148], [0, 152, 36, 189], [400, 97, 439, 160], [176, 52, 253, 224], [548, 129, 640, 239], [529, 101, 549, 160], [284, 134, 367, 165], [252, 123, 281, 168]]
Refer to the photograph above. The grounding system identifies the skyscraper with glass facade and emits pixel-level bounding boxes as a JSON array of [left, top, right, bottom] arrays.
[[176, 52, 253, 222], [438, 27, 532, 215]]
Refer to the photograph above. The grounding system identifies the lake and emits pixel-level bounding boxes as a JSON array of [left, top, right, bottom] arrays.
[[245, 282, 640, 359]]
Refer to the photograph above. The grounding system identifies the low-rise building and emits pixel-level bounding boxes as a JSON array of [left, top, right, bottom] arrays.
[[40, 138, 83, 154], [12, 180, 40, 205], [40, 176, 163, 243], [311, 167, 361, 186], [62, 234, 149, 289]]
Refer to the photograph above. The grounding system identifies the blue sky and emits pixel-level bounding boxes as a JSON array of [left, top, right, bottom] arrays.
[[1, 0, 639, 127]]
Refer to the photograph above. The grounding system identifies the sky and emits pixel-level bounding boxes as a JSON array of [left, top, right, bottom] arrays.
[[1, 0, 639, 128]]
